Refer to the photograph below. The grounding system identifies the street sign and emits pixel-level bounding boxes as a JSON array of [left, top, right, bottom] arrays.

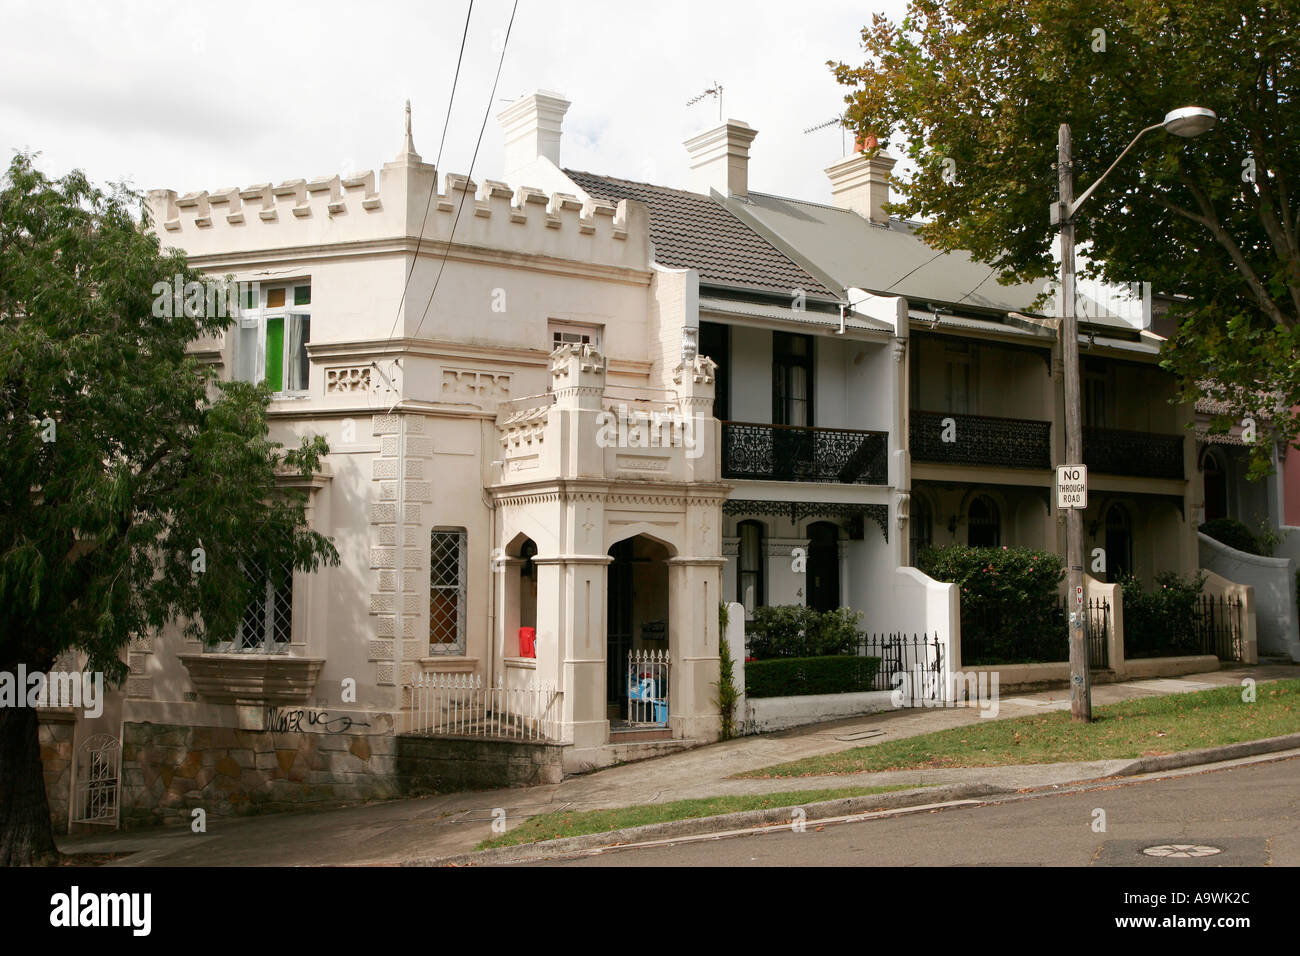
[[1057, 464, 1088, 509]]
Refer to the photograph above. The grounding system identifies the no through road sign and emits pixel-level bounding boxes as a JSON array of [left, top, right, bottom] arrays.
[[1056, 464, 1087, 509]]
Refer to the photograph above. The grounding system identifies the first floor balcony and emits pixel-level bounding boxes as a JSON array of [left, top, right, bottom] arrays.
[[720, 421, 888, 485], [910, 410, 1052, 470], [1083, 427, 1184, 480]]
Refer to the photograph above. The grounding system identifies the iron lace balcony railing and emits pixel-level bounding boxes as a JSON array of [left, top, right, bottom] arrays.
[[720, 421, 888, 484], [909, 410, 1052, 470], [1083, 427, 1184, 479]]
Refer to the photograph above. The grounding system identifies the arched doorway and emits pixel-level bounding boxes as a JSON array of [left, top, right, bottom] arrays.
[[807, 521, 841, 612], [1104, 503, 1133, 581], [607, 535, 672, 723], [502, 534, 538, 657], [736, 519, 765, 615], [1202, 447, 1228, 522], [968, 495, 1001, 547], [909, 495, 933, 566]]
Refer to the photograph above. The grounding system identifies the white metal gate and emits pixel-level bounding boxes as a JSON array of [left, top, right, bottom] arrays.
[[626, 649, 669, 726], [72, 733, 121, 827]]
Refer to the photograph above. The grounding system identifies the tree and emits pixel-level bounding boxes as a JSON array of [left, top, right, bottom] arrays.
[[831, 0, 1300, 476], [0, 154, 338, 865]]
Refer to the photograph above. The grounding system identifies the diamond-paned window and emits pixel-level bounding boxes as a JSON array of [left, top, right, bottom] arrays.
[[224, 555, 293, 652], [430, 529, 467, 653]]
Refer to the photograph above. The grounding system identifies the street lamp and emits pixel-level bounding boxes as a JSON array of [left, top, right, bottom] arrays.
[[1051, 106, 1217, 723]]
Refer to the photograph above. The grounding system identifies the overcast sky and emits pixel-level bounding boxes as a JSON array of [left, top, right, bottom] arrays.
[[1, 0, 913, 205]]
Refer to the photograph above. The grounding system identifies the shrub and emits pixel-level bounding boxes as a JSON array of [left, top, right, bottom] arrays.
[[745, 604, 861, 659], [918, 545, 1065, 664], [1120, 570, 1206, 658], [715, 601, 739, 740], [1198, 518, 1262, 555], [745, 655, 882, 698]]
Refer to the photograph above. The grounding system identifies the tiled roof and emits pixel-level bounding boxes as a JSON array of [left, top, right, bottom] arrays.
[[564, 170, 838, 300]]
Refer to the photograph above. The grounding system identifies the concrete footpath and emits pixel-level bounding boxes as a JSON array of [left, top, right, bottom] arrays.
[[57, 663, 1299, 867]]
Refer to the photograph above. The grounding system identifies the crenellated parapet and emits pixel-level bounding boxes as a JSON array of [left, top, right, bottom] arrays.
[[146, 152, 648, 270]]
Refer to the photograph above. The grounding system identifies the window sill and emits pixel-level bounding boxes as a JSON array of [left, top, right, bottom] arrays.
[[178, 654, 325, 706], [504, 657, 537, 670], [417, 656, 477, 674]]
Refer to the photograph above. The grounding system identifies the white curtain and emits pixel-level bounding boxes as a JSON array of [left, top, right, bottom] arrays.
[[286, 314, 310, 391]]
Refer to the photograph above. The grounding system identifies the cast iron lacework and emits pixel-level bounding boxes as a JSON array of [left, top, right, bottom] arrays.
[[909, 410, 1052, 469], [721, 422, 888, 484], [723, 499, 889, 542], [1083, 427, 1184, 479], [430, 530, 467, 650], [236, 555, 293, 650]]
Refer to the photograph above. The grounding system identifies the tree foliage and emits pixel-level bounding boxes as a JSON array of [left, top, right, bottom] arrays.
[[0, 154, 338, 863], [832, 0, 1300, 475]]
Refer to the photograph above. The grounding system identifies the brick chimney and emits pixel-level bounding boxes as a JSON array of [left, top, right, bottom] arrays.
[[825, 149, 897, 225], [497, 91, 571, 182], [683, 120, 758, 198]]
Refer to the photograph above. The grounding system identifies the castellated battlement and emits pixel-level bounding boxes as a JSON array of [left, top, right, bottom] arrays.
[[146, 160, 649, 271]]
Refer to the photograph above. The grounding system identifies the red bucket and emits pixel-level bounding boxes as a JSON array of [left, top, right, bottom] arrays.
[[519, 627, 536, 658]]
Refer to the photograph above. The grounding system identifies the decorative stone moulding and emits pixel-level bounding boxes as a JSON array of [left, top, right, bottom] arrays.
[[441, 368, 511, 400], [178, 655, 325, 706], [674, 354, 717, 386], [326, 366, 373, 393]]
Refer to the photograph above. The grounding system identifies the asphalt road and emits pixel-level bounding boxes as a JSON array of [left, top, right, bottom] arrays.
[[533, 754, 1300, 867]]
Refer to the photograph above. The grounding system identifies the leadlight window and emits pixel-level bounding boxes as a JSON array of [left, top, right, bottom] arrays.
[[215, 555, 293, 653], [430, 529, 468, 653]]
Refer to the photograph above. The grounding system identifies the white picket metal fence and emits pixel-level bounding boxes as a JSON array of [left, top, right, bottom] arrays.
[[406, 674, 562, 740], [626, 648, 669, 726]]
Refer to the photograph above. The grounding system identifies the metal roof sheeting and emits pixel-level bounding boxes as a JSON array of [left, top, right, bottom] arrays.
[[701, 296, 893, 333]]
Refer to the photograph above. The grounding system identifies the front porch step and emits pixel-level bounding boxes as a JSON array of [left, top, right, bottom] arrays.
[[562, 736, 701, 775], [609, 727, 674, 743]]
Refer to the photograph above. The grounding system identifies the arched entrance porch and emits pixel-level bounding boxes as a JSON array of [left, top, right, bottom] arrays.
[[607, 534, 673, 727]]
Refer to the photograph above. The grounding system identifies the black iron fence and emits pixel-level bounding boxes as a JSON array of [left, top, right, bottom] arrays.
[[909, 410, 1052, 470], [721, 421, 888, 484], [1125, 593, 1243, 661], [853, 632, 946, 697], [958, 597, 1110, 667]]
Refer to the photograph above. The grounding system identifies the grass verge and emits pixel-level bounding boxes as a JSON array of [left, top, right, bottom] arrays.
[[738, 678, 1300, 778], [476, 784, 921, 850]]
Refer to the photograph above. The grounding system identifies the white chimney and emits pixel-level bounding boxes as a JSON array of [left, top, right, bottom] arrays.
[[683, 120, 758, 198], [825, 149, 897, 225], [497, 91, 571, 182]]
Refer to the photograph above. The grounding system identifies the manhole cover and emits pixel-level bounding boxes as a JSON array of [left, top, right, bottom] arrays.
[[1142, 844, 1222, 858]]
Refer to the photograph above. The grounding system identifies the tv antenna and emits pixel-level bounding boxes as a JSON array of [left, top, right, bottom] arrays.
[[804, 115, 847, 155], [687, 81, 724, 121]]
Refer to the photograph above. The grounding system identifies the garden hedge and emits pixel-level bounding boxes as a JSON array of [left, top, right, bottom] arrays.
[[745, 655, 882, 698]]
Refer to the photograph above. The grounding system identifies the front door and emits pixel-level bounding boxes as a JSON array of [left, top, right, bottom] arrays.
[[807, 521, 841, 613], [606, 539, 634, 718]]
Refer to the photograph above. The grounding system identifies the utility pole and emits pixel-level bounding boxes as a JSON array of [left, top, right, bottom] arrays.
[[1048, 107, 1215, 722], [1057, 122, 1092, 722]]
